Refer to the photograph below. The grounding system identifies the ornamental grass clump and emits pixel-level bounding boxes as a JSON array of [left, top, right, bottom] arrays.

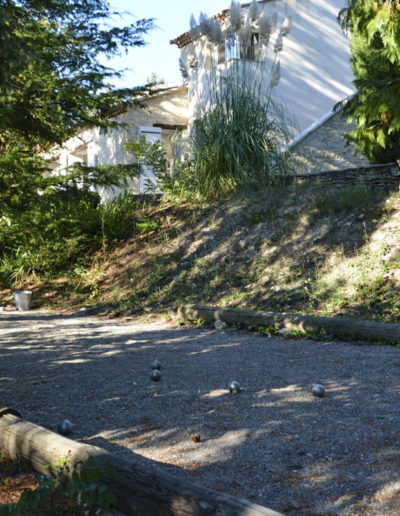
[[185, 0, 294, 198], [193, 68, 293, 198]]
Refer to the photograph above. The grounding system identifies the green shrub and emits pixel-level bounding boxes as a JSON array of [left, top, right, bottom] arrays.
[[314, 185, 376, 215], [0, 188, 139, 286], [192, 64, 294, 199], [124, 134, 197, 199], [100, 192, 139, 241], [0, 457, 117, 515]]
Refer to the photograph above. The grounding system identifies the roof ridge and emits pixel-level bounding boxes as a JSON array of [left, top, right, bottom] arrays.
[[170, 1, 272, 48]]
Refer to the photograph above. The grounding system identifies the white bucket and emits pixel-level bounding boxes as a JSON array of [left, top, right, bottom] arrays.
[[13, 290, 32, 311]]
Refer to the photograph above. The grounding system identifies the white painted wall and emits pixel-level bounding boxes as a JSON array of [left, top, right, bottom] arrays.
[[178, 0, 353, 135], [49, 87, 189, 201]]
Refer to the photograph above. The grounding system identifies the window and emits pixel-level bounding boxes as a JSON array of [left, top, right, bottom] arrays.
[[225, 37, 240, 61], [224, 33, 260, 61], [217, 41, 225, 64], [247, 32, 260, 60]]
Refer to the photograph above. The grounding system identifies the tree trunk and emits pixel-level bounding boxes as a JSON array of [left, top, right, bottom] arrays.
[[0, 409, 281, 516], [178, 304, 400, 343]]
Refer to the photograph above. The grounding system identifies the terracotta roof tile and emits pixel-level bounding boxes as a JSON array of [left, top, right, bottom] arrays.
[[170, 1, 272, 48]]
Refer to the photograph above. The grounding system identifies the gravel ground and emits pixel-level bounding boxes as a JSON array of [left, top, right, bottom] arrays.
[[1, 310, 400, 515]]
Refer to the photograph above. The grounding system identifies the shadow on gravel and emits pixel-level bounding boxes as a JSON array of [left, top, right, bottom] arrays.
[[1, 311, 400, 514]]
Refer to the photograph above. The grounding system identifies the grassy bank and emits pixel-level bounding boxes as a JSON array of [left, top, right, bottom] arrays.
[[1, 183, 400, 323]]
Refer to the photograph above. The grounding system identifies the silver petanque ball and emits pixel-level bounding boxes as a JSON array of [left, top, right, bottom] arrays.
[[151, 359, 161, 370], [312, 384, 325, 398], [57, 419, 73, 436], [150, 369, 161, 382], [229, 381, 241, 394]]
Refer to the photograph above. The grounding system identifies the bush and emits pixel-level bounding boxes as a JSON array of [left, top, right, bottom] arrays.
[[339, 1, 400, 162], [185, 4, 295, 199], [125, 134, 198, 199], [0, 188, 139, 286], [0, 457, 117, 515], [192, 63, 294, 198]]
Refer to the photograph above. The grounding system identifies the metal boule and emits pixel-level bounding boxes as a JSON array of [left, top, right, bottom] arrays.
[[150, 369, 161, 382], [228, 380, 241, 394], [312, 384, 325, 398], [151, 359, 161, 370], [57, 419, 73, 436]]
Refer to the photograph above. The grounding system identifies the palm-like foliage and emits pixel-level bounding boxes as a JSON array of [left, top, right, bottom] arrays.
[[193, 62, 293, 198]]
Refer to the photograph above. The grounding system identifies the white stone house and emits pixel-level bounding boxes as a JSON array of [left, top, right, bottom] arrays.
[[171, 0, 369, 172], [49, 84, 188, 201], [52, 0, 369, 198]]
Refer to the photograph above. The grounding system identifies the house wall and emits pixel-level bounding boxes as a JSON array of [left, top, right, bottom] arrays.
[[290, 110, 370, 173], [179, 0, 354, 136], [53, 87, 188, 201]]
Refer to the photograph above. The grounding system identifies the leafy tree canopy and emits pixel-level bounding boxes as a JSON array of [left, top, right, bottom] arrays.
[[0, 0, 153, 211], [0, 0, 153, 148], [0, 0, 154, 286], [340, 0, 400, 162]]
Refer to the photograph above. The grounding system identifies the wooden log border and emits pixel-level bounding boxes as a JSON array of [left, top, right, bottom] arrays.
[[178, 304, 400, 343], [0, 409, 281, 516]]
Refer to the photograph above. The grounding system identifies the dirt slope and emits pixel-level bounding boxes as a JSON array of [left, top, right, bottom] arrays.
[[4, 183, 400, 324]]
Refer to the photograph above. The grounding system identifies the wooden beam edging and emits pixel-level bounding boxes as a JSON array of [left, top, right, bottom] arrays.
[[0, 409, 282, 516], [178, 304, 400, 343], [0, 407, 21, 419]]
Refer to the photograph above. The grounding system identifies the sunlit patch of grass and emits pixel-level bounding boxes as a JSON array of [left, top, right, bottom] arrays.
[[313, 185, 378, 215], [301, 242, 399, 320]]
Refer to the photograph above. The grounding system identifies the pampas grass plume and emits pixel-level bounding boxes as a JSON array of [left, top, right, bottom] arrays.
[[239, 15, 252, 55], [248, 0, 260, 22], [274, 31, 284, 53], [229, 0, 242, 31], [281, 16, 292, 36], [189, 13, 200, 41], [198, 11, 209, 35], [208, 17, 223, 44], [258, 8, 272, 46], [179, 57, 189, 79], [269, 60, 281, 87]]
